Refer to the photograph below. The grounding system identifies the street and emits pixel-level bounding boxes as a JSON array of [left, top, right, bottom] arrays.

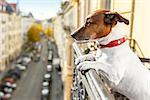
[[11, 39, 63, 100]]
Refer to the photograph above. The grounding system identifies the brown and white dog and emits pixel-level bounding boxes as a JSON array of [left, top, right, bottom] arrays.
[[71, 10, 150, 100]]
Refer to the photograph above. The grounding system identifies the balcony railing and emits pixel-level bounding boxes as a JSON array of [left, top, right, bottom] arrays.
[[128, 38, 150, 69], [71, 42, 115, 100], [128, 38, 145, 58], [71, 40, 150, 100]]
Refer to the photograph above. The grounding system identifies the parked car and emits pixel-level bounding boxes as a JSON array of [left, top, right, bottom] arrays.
[[23, 52, 34, 60], [6, 68, 21, 79], [0, 91, 11, 100], [52, 58, 60, 65], [34, 54, 40, 62], [41, 80, 50, 100], [41, 88, 49, 100], [0, 91, 4, 97], [43, 73, 51, 83], [53, 58, 61, 72], [37, 44, 42, 53], [16, 56, 31, 67], [2, 77, 15, 84], [47, 41, 52, 51], [15, 64, 26, 71], [16, 58, 22, 64], [22, 57, 31, 64], [46, 65, 52, 72], [48, 51, 53, 62], [3, 68, 21, 83], [0, 83, 13, 94], [41, 81, 50, 100], [6, 82, 16, 90], [0, 83, 14, 97], [42, 82, 49, 88]]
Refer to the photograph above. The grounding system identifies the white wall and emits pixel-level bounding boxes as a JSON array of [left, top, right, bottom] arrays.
[[132, 0, 150, 57], [111, 0, 150, 57], [21, 17, 34, 43]]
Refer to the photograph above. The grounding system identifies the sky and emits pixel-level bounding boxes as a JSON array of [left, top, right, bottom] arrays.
[[7, 0, 62, 20]]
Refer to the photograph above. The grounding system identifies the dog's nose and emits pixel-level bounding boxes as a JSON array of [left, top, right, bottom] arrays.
[[71, 32, 77, 39]]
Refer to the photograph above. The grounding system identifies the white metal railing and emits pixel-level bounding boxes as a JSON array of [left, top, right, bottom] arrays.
[[71, 42, 115, 100]]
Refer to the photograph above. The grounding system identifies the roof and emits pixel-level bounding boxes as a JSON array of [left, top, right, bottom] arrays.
[[9, 3, 17, 11]]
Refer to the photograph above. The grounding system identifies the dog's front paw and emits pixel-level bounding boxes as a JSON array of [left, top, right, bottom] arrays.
[[76, 61, 97, 73], [76, 61, 111, 75], [75, 54, 95, 65]]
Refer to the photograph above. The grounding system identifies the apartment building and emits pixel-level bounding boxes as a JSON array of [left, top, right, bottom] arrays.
[[0, 13, 6, 71], [0, 1, 22, 71], [21, 13, 35, 44], [8, 14, 22, 61]]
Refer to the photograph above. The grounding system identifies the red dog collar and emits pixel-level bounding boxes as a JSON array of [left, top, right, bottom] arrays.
[[100, 37, 126, 48]]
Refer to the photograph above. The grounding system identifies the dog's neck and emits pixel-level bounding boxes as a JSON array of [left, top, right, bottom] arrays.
[[98, 22, 128, 45], [96, 23, 129, 63]]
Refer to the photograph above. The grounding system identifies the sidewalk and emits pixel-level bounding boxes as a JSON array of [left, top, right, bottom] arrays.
[[0, 42, 32, 81]]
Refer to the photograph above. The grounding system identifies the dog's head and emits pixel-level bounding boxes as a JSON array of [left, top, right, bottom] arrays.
[[71, 10, 129, 41]]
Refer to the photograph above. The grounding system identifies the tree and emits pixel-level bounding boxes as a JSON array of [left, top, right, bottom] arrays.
[[44, 27, 53, 38], [27, 23, 43, 42]]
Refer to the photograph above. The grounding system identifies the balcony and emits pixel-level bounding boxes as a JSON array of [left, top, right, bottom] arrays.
[[71, 41, 150, 100]]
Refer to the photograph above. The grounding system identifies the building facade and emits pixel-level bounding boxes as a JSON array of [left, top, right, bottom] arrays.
[[51, 0, 150, 99], [0, 13, 22, 71], [21, 14, 35, 44], [0, 1, 22, 71]]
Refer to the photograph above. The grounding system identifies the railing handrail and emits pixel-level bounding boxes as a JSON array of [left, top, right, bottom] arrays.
[[72, 42, 115, 100], [127, 38, 145, 58]]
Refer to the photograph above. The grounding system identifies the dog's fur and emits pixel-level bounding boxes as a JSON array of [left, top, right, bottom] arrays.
[[71, 10, 150, 100]]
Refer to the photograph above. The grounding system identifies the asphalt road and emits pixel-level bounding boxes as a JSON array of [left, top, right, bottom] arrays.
[[11, 40, 63, 100]]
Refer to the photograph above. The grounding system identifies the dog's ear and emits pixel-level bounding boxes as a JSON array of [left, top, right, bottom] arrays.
[[104, 12, 129, 25]]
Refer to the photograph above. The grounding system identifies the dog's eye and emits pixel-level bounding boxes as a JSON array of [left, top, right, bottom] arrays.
[[85, 20, 93, 26]]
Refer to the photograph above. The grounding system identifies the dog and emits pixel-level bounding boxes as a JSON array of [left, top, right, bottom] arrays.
[[71, 10, 150, 100]]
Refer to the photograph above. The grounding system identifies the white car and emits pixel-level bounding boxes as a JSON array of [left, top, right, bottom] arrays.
[[44, 73, 51, 79], [16, 64, 26, 71], [42, 82, 49, 88], [48, 51, 53, 61], [52, 58, 60, 65], [22, 57, 31, 64], [6, 82, 17, 89], [46, 65, 52, 72], [42, 88, 49, 94], [4, 87, 13, 93], [0, 92, 4, 97], [43, 73, 51, 82]]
